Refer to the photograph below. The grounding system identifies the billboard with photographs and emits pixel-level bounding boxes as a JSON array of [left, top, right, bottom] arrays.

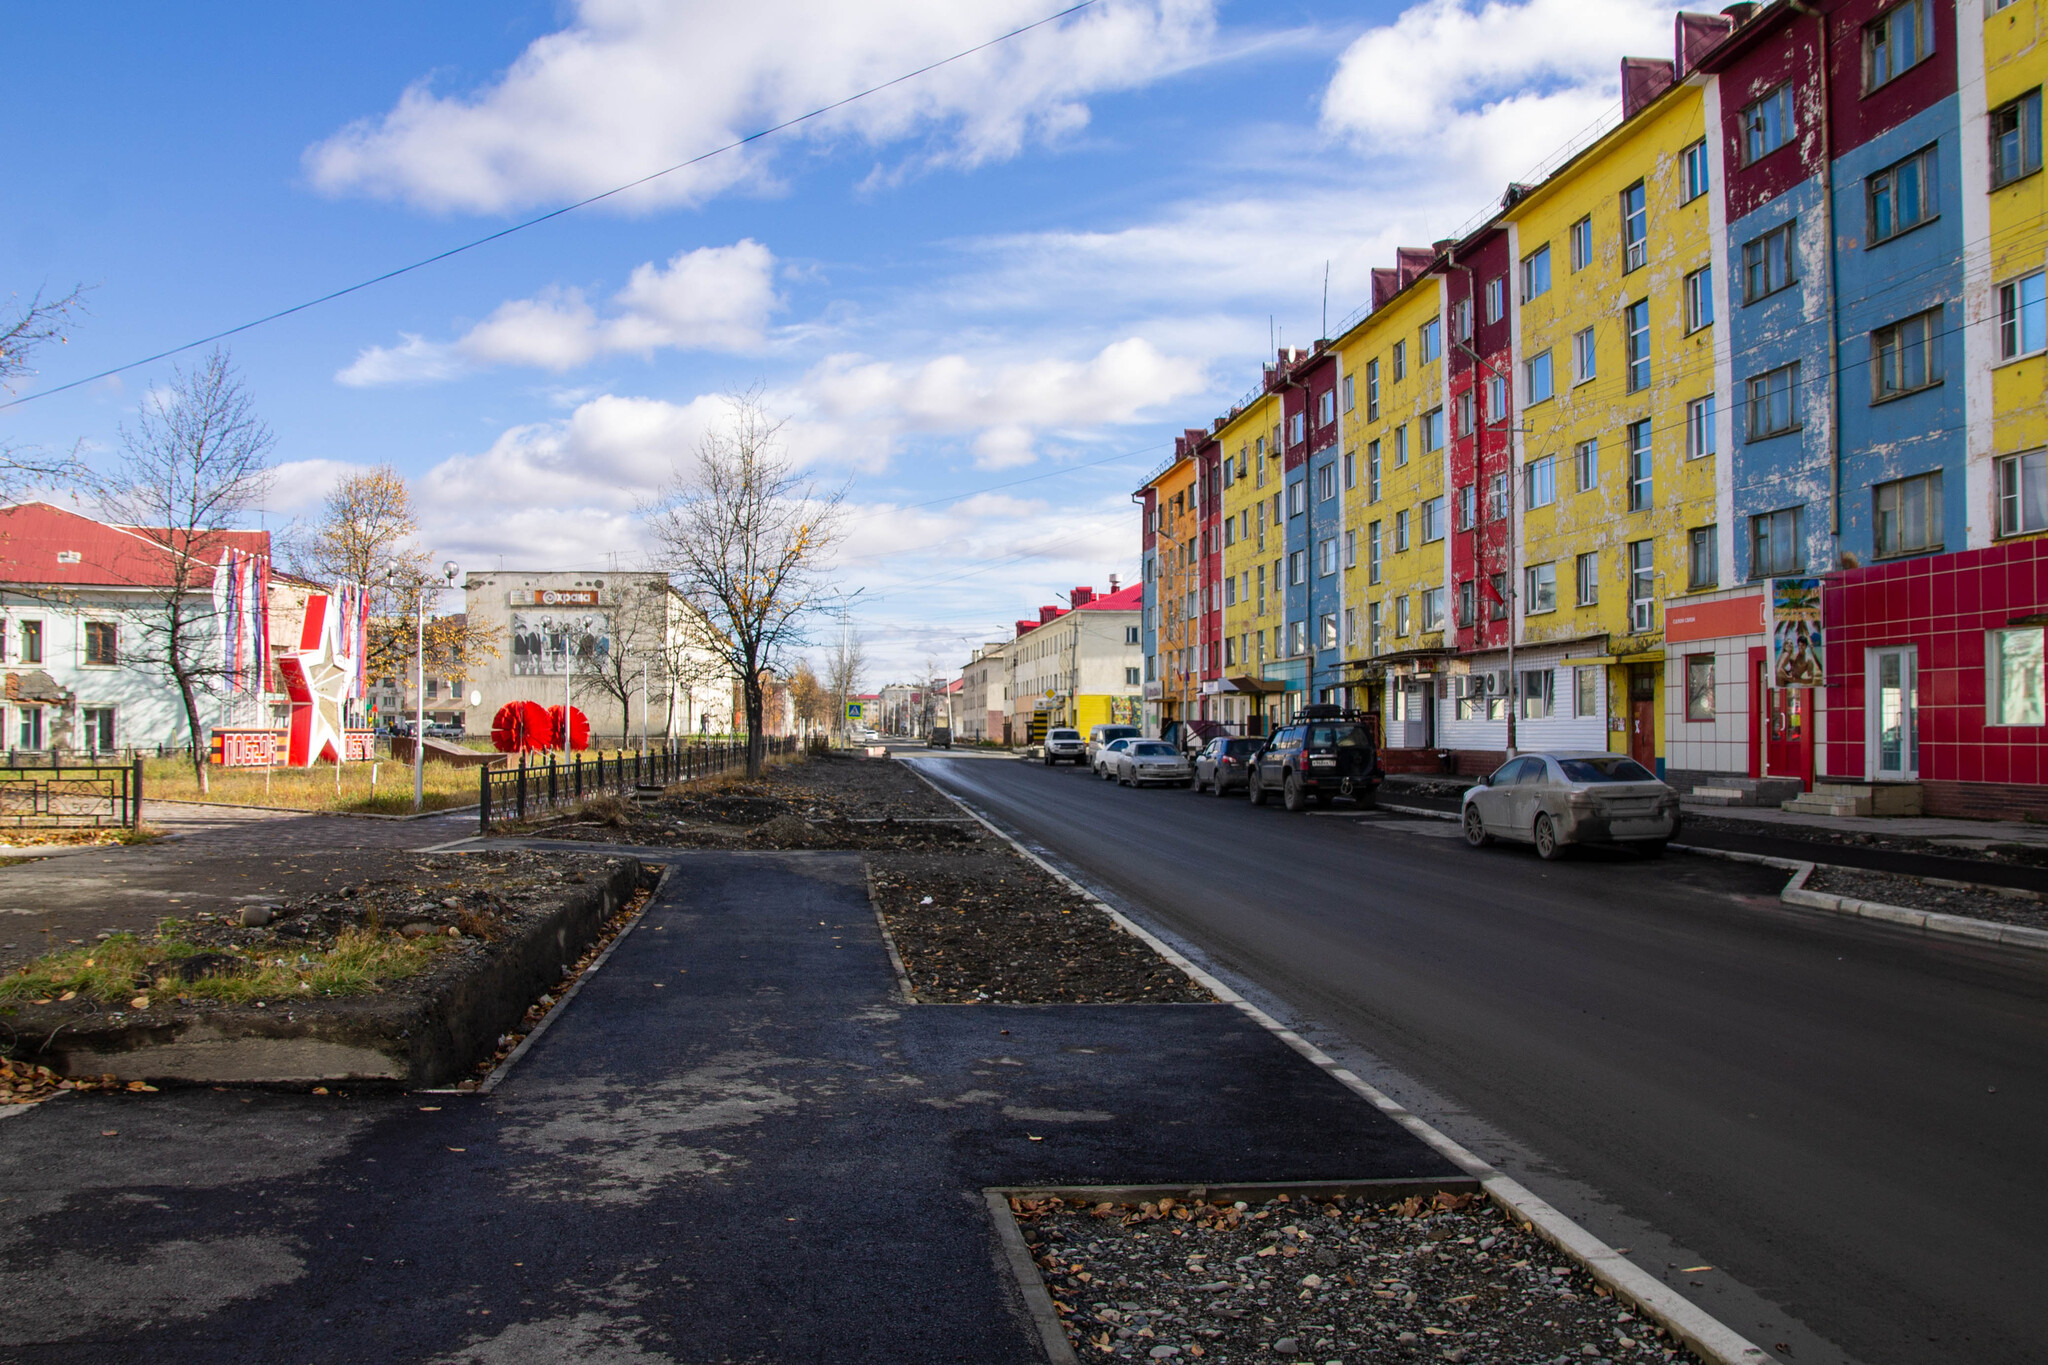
[[1768, 577, 1825, 688], [509, 611, 613, 677]]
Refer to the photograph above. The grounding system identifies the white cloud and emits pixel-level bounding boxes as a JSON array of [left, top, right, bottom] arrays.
[[263, 458, 370, 514], [338, 241, 781, 386], [304, 0, 1219, 214]]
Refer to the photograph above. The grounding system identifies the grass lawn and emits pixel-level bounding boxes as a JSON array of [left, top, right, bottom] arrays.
[[0, 923, 446, 1005], [144, 755, 488, 814]]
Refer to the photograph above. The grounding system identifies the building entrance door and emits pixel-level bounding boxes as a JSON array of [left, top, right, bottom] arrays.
[[1869, 646, 1919, 780], [1628, 665, 1656, 771], [1753, 655, 1815, 791]]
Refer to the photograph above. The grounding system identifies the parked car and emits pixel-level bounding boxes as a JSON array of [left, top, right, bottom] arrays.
[[927, 726, 952, 749], [1460, 752, 1680, 859], [1113, 739, 1192, 787], [425, 722, 464, 740], [1042, 727, 1087, 765], [1247, 708, 1384, 811], [1092, 736, 1139, 778], [1193, 736, 1265, 795], [1085, 724, 1142, 769]]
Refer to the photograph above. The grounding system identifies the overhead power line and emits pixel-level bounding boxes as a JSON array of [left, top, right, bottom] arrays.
[[0, 0, 1098, 412]]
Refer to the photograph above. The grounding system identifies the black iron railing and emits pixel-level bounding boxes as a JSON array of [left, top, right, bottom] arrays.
[[0, 758, 143, 829], [478, 737, 798, 832]]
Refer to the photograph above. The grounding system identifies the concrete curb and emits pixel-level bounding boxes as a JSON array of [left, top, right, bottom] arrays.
[[144, 797, 479, 822], [901, 761, 1770, 1365], [861, 863, 919, 1007], [985, 1189, 1080, 1365]]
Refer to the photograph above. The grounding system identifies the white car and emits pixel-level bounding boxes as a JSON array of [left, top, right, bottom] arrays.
[[1114, 740, 1193, 788], [1092, 736, 1139, 779], [1461, 751, 1680, 859]]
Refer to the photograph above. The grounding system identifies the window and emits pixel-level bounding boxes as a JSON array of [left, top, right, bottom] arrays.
[[1681, 138, 1709, 201], [1489, 571, 1509, 620], [1865, 0, 1932, 90], [1125, 666, 1143, 687], [1485, 276, 1506, 324], [1525, 562, 1557, 614], [17, 706, 42, 751], [1621, 181, 1647, 271], [1318, 389, 1337, 425], [1222, 459, 1235, 491], [1992, 90, 2042, 188], [1524, 350, 1554, 404], [1575, 666, 1601, 718], [1486, 374, 1508, 421], [1224, 574, 1236, 606], [1342, 450, 1355, 491], [20, 620, 41, 665], [1368, 602, 1383, 653], [1343, 608, 1356, 649], [2000, 271, 2046, 360], [1455, 390, 1475, 437], [1743, 222, 1797, 302], [1688, 525, 1719, 589], [1624, 299, 1651, 391], [1989, 627, 2046, 725], [1394, 509, 1410, 552], [1450, 298, 1473, 342], [1999, 450, 2048, 535], [1365, 360, 1380, 419], [84, 621, 117, 666], [1573, 327, 1596, 384], [1575, 551, 1600, 606], [1223, 517, 1235, 548], [1525, 454, 1556, 509], [1747, 363, 1801, 438], [1686, 395, 1716, 459], [1869, 145, 1937, 243], [1521, 244, 1551, 301], [1455, 580, 1476, 628], [1521, 669, 1555, 720], [1570, 215, 1594, 271], [1256, 563, 1268, 613], [1288, 480, 1304, 517], [1344, 528, 1357, 569], [1421, 407, 1445, 452], [1319, 614, 1338, 650], [1487, 472, 1509, 521], [1342, 374, 1355, 413], [1419, 318, 1441, 365], [1421, 495, 1445, 542], [1317, 461, 1337, 501], [1398, 596, 1413, 636], [1289, 412, 1306, 445], [1126, 625, 1141, 645], [1288, 620, 1306, 656], [1743, 84, 1796, 163], [1628, 540, 1656, 631], [1751, 506, 1806, 577], [1288, 550, 1305, 585], [1455, 485, 1476, 530], [1874, 471, 1943, 556], [1392, 339, 1407, 380], [1422, 589, 1444, 632], [1685, 266, 1714, 332], [1873, 310, 1942, 400], [82, 706, 116, 752], [1685, 655, 1717, 721], [1627, 420, 1653, 511], [1319, 537, 1337, 577], [1394, 424, 1409, 466], [1367, 441, 1382, 501], [1404, 594, 1421, 636]]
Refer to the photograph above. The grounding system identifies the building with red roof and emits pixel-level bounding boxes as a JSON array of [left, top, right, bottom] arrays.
[[1001, 580, 1144, 742]]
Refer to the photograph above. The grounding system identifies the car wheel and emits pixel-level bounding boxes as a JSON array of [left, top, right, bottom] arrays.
[[1534, 813, 1563, 861], [1248, 772, 1268, 806], [1213, 775, 1229, 797], [1283, 772, 1306, 813], [1043, 755, 1053, 766], [1462, 806, 1492, 848]]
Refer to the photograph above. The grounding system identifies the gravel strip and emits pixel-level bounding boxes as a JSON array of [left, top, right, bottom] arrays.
[[1014, 1191, 1694, 1364], [1801, 865, 2048, 931], [870, 848, 1211, 1004], [1682, 812, 2048, 870]]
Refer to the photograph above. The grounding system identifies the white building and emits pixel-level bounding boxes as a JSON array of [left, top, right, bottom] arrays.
[[957, 641, 1010, 742], [1005, 583, 1144, 742]]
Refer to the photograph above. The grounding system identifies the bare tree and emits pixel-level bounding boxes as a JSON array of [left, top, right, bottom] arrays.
[[827, 631, 868, 743], [578, 577, 670, 744], [97, 349, 274, 792], [645, 395, 844, 776], [1, 286, 90, 494]]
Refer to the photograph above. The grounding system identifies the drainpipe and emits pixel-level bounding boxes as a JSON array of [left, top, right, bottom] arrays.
[[1792, 0, 1845, 539], [1446, 246, 1519, 757]]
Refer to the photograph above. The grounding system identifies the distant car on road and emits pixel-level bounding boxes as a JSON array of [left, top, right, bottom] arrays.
[[1092, 736, 1139, 779], [1113, 739, 1192, 788], [425, 722, 464, 740], [927, 726, 952, 749], [1085, 724, 1141, 769], [1461, 752, 1680, 859], [1042, 727, 1087, 765], [1193, 736, 1264, 795], [1247, 708, 1383, 811]]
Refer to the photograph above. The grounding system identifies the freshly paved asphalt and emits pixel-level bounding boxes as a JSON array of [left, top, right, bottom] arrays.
[[912, 751, 2048, 1365], [0, 849, 1456, 1363]]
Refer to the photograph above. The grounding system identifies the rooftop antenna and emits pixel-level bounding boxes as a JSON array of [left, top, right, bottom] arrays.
[[1322, 261, 1330, 342], [1269, 314, 1275, 359]]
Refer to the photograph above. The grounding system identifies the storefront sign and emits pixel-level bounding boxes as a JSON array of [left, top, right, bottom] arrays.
[[1666, 595, 1764, 644], [518, 589, 601, 606], [1769, 578, 1825, 687]]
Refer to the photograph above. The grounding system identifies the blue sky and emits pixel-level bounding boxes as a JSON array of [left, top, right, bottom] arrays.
[[1, 0, 1679, 680]]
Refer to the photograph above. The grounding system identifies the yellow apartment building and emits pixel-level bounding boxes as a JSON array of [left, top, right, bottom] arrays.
[[1501, 74, 1719, 771], [1334, 264, 1451, 751], [1977, 0, 2048, 542]]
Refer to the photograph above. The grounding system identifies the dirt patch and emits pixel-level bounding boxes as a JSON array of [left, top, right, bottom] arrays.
[[1012, 1189, 1694, 1363], [1683, 812, 2048, 871], [1802, 865, 2048, 931], [869, 848, 1210, 1004]]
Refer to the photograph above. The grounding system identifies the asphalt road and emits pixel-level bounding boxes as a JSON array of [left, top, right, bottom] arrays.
[[909, 750, 2048, 1365]]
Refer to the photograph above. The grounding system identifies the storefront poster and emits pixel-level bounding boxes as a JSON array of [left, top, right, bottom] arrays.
[[1769, 578, 1825, 688]]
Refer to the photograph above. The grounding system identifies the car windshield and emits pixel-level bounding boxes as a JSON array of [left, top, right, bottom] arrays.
[[1129, 742, 1176, 757], [1048, 730, 1080, 740], [1557, 757, 1658, 783], [1097, 727, 1139, 741]]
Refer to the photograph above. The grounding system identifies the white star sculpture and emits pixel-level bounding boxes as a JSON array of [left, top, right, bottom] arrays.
[[278, 593, 354, 767]]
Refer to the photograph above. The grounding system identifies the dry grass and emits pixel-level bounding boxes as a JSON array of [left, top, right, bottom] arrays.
[[143, 755, 483, 814], [0, 921, 448, 1005], [0, 824, 167, 849]]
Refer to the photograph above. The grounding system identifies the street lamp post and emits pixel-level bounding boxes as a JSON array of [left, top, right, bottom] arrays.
[[411, 559, 460, 812]]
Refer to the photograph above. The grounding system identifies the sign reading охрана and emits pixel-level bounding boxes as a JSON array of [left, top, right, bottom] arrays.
[[516, 589, 602, 607]]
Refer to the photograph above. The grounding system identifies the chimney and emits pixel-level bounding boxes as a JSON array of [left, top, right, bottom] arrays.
[[1621, 57, 1676, 119], [1676, 11, 1738, 75], [1070, 586, 1095, 607], [1016, 619, 1037, 637], [1039, 605, 1061, 624], [1109, 574, 1120, 593]]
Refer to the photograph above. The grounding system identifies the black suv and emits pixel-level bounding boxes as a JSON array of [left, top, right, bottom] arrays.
[[1247, 707, 1384, 812]]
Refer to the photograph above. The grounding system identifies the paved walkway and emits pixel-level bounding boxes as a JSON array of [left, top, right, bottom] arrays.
[[0, 849, 1457, 1363]]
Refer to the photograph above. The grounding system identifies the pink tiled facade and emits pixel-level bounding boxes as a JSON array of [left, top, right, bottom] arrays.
[[1822, 540, 2048, 816]]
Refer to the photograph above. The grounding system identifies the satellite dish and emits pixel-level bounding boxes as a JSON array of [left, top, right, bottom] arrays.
[[469, 690, 482, 707]]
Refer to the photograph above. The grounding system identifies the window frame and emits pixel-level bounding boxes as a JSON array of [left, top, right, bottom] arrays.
[[1743, 221, 1798, 303], [1750, 506, 1807, 578], [1998, 270, 2047, 361], [1991, 89, 2043, 189], [1685, 654, 1717, 722], [1620, 181, 1648, 273], [1521, 244, 1552, 302], [1688, 525, 1719, 590], [1627, 419, 1653, 511], [1746, 362, 1802, 439], [1872, 470, 1944, 558], [1867, 143, 1938, 245], [1743, 83, 1796, 164], [1570, 215, 1594, 272], [1863, 0, 1933, 94], [83, 621, 119, 667], [1686, 394, 1717, 460], [1681, 138, 1710, 202], [1997, 449, 2048, 537], [1573, 326, 1597, 384], [1525, 453, 1556, 509], [1575, 551, 1600, 607], [1525, 561, 1557, 615], [1419, 318, 1441, 364], [1871, 308, 1943, 402], [1685, 265, 1714, 333], [1624, 299, 1651, 391], [1987, 626, 2047, 726], [1574, 438, 1599, 492]]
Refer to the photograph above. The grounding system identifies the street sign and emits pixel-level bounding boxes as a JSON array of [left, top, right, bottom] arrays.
[[845, 701, 865, 720]]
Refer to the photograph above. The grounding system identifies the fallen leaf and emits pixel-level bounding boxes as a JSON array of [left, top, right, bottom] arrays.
[[100, 1130, 117, 1137], [311, 1087, 329, 1095], [1681, 1265, 1714, 1273], [1027, 1134, 1044, 1142], [129, 995, 150, 1009], [446, 1146, 466, 1152], [418, 1106, 441, 1112], [58, 991, 76, 1001]]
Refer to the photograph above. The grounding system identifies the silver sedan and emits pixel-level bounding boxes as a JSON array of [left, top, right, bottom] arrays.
[[1093, 736, 1139, 779], [1461, 752, 1680, 859], [1114, 740, 1193, 788]]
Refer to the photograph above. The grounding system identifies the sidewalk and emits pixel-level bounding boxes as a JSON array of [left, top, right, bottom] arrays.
[[0, 849, 1460, 1362]]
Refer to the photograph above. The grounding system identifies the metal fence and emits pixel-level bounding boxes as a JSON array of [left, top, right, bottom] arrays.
[[478, 736, 798, 832], [0, 758, 144, 829]]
